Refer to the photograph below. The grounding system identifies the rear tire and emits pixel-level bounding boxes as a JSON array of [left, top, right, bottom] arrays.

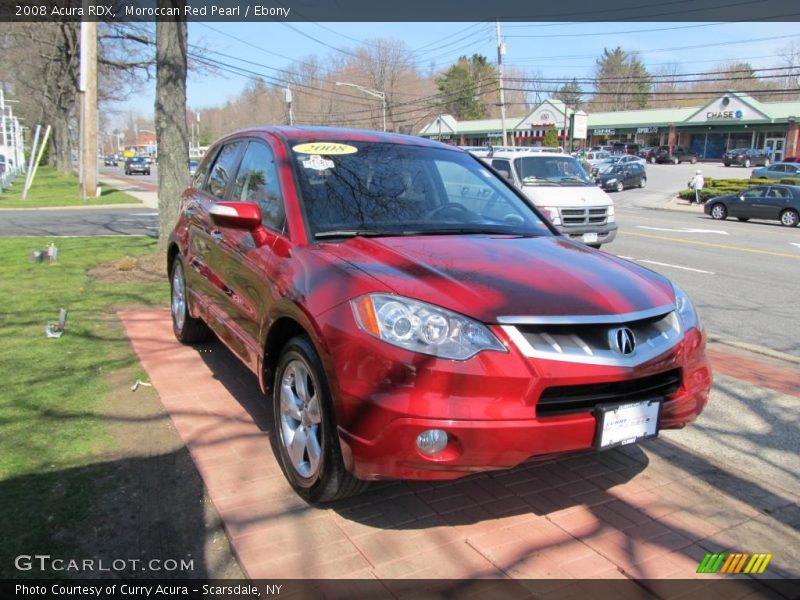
[[170, 255, 210, 343], [780, 209, 799, 227], [690, 157, 697, 164], [672, 157, 679, 165], [744, 159, 751, 168], [710, 203, 728, 220], [273, 336, 369, 503], [648, 156, 655, 164], [639, 176, 647, 188], [763, 159, 770, 167]]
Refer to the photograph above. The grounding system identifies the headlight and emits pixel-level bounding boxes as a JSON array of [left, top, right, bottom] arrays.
[[351, 294, 507, 360], [605, 178, 617, 186], [607, 205, 616, 223], [539, 206, 561, 225], [673, 284, 700, 331]]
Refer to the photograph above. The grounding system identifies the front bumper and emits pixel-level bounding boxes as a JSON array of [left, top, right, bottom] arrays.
[[319, 303, 710, 481], [555, 222, 618, 245]]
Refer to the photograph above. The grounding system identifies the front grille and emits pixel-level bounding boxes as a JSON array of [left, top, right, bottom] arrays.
[[537, 369, 682, 417], [559, 207, 608, 226]]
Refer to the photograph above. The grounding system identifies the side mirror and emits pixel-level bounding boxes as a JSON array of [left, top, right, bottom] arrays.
[[209, 202, 270, 247], [497, 168, 513, 182]]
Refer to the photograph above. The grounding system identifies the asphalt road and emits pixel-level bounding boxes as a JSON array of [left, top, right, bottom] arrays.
[[0, 207, 158, 237]]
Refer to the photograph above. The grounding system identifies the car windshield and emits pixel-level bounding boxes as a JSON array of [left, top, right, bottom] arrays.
[[130, 157, 145, 163], [290, 141, 552, 240], [514, 156, 594, 187]]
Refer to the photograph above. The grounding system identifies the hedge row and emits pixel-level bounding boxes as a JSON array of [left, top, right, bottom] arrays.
[[678, 177, 800, 202]]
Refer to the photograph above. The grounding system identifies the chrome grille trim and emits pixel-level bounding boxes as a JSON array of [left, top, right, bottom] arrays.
[[501, 310, 683, 367], [558, 206, 608, 226], [497, 304, 675, 325]]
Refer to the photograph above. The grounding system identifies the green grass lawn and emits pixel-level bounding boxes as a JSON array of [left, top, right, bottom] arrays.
[[0, 166, 141, 208], [0, 237, 166, 573]]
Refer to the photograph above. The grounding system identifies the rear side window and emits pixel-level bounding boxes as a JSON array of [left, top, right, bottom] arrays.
[[231, 141, 286, 232], [206, 142, 244, 199]]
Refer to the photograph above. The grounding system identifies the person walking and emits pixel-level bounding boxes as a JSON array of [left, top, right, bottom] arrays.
[[688, 169, 704, 204]]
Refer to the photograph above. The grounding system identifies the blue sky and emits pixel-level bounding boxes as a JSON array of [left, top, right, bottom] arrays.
[[115, 20, 800, 117]]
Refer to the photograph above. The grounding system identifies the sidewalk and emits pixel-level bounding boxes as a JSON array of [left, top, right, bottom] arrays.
[[99, 174, 158, 209], [119, 309, 799, 596]]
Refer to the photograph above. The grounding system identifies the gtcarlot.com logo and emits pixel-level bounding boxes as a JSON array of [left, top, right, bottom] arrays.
[[697, 551, 773, 574], [15, 555, 195, 573]]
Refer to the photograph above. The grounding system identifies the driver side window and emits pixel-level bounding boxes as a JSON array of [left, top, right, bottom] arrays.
[[742, 187, 767, 198]]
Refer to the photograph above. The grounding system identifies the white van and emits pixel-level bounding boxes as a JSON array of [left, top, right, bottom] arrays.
[[478, 150, 617, 248]]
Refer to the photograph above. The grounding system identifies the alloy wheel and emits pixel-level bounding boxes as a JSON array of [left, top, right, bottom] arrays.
[[171, 262, 186, 331], [781, 210, 799, 227], [279, 359, 323, 479]]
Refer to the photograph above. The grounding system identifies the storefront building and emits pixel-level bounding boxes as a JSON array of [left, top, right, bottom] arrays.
[[419, 92, 800, 161]]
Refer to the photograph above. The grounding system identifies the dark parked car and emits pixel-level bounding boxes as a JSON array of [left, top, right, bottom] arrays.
[[167, 126, 710, 502], [125, 156, 151, 175], [611, 142, 640, 156], [596, 162, 647, 192], [704, 184, 800, 227], [103, 155, 118, 166], [783, 156, 799, 163], [654, 146, 698, 165], [639, 147, 658, 163], [723, 148, 771, 168]]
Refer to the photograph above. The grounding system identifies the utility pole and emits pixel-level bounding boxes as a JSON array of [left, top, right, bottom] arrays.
[[496, 18, 510, 147], [284, 86, 293, 126], [79, 17, 97, 198]]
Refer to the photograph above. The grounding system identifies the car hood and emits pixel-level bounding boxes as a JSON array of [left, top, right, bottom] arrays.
[[321, 235, 674, 322]]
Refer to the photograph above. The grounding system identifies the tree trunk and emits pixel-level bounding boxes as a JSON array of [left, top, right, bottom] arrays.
[[155, 2, 188, 253]]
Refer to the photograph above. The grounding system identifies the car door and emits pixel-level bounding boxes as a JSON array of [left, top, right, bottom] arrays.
[[765, 164, 786, 179], [188, 140, 246, 328], [736, 186, 768, 218], [756, 187, 792, 220], [202, 138, 290, 369]]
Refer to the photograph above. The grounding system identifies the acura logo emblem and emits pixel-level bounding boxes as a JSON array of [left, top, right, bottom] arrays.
[[610, 327, 636, 355]]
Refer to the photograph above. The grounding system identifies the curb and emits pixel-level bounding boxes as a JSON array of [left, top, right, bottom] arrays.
[[708, 334, 800, 366]]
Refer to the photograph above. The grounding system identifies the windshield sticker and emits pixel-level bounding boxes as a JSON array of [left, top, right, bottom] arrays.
[[293, 142, 357, 155], [302, 155, 335, 171]]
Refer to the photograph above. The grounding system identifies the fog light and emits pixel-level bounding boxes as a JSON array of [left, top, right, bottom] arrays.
[[416, 429, 448, 455]]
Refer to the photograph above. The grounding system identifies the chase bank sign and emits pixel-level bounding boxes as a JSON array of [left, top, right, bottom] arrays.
[[706, 109, 744, 120]]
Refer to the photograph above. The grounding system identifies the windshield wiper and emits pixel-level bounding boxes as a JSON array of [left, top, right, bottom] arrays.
[[314, 229, 401, 239]]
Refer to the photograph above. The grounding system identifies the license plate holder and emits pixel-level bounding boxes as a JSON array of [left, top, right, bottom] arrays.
[[583, 232, 599, 244], [594, 399, 661, 450]]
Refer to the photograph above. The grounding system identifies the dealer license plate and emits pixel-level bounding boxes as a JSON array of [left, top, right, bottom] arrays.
[[582, 232, 599, 244], [595, 400, 660, 449]]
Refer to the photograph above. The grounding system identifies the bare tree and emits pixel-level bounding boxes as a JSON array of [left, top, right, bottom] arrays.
[[155, 2, 188, 252]]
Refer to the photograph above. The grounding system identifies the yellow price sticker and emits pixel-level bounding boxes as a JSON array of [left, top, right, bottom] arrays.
[[292, 142, 358, 155]]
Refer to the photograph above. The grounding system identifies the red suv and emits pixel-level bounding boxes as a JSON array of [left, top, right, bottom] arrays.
[[168, 127, 711, 502]]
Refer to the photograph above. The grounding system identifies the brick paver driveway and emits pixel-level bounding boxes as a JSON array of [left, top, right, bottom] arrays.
[[120, 310, 799, 598]]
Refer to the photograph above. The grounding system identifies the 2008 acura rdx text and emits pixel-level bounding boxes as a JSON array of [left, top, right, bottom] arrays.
[[168, 127, 712, 502]]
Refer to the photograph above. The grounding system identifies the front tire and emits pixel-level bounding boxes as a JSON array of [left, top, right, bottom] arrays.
[[648, 156, 655, 164], [690, 156, 697, 164], [744, 159, 751, 168], [710, 203, 728, 220], [763, 159, 770, 167], [170, 255, 209, 343], [615, 180, 624, 192], [780, 209, 799, 227], [672, 157, 679, 165], [639, 176, 647, 188], [273, 336, 368, 503]]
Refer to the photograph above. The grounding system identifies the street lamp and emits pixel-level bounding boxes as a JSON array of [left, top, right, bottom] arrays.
[[335, 81, 386, 132]]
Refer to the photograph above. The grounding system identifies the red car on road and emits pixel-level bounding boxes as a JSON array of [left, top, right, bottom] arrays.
[[168, 127, 711, 502]]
